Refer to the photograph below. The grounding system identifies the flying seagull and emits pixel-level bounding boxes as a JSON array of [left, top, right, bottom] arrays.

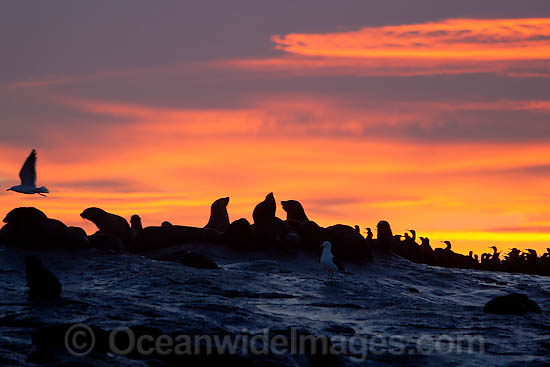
[[6, 149, 49, 196], [320, 241, 347, 279]]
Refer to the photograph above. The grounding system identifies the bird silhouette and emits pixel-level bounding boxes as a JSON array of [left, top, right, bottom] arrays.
[[6, 149, 49, 196]]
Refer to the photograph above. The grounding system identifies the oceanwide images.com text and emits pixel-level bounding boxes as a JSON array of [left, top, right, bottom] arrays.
[[65, 324, 485, 361]]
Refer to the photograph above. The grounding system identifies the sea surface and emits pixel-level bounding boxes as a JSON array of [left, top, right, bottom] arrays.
[[0, 243, 549, 366]]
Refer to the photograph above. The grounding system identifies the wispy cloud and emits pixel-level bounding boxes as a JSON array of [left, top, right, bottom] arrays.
[[273, 18, 550, 60], [224, 18, 550, 77]]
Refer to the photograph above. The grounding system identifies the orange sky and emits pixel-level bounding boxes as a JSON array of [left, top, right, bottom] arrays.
[[1, 15, 550, 256]]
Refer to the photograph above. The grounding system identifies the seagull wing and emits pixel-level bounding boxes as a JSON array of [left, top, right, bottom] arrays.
[[19, 150, 37, 187]]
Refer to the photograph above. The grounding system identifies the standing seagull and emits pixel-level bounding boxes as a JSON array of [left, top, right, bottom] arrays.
[[6, 149, 49, 196], [320, 241, 347, 279]]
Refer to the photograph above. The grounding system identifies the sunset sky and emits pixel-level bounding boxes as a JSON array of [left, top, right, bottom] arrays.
[[1, 1, 550, 255]]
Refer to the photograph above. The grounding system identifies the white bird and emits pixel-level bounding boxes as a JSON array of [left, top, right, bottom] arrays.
[[6, 149, 49, 196], [320, 241, 346, 279]]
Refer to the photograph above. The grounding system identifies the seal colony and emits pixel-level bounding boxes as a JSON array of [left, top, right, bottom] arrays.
[[1, 192, 550, 276]]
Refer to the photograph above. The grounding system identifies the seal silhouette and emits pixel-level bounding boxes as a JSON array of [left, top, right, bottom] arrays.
[[80, 207, 132, 246], [252, 193, 300, 249], [25, 256, 62, 300], [0, 207, 88, 248], [205, 197, 230, 233], [281, 200, 309, 222], [253, 193, 276, 225]]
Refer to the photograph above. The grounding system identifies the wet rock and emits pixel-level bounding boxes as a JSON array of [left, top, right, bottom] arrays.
[[153, 248, 219, 269], [33, 323, 109, 353], [220, 290, 295, 299], [174, 251, 219, 269], [88, 232, 124, 251], [325, 324, 355, 335], [133, 226, 220, 252], [483, 293, 541, 315]]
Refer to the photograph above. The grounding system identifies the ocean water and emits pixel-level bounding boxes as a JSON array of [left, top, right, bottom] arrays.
[[0, 243, 548, 366]]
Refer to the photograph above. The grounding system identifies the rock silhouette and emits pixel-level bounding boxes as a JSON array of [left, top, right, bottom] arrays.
[[483, 293, 541, 315], [151, 248, 220, 269], [133, 225, 220, 252]]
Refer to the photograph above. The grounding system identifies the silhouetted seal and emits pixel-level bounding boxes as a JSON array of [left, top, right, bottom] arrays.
[[205, 197, 230, 233], [222, 218, 256, 250], [0, 207, 88, 248], [295, 220, 326, 250], [370, 220, 395, 253], [252, 193, 300, 250], [4, 207, 48, 225], [281, 200, 309, 222], [25, 256, 62, 300], [129, 214, 142, 243], [130, 214, 143, 231], [80, 207, 132, 246], [325, 224, 372, 261], [253, 192, 276, 224]]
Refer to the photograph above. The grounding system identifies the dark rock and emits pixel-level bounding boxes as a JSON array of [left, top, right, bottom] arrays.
[[483, 293, 541, 315], [133, 225, 220, 251], [88, 232, 124, 251], [68, 226, 88, 239], [325, 324, 355, 335], [157, 250, 219, 269], [146, 245, 219, 269], [33, 323, 109, 354]]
